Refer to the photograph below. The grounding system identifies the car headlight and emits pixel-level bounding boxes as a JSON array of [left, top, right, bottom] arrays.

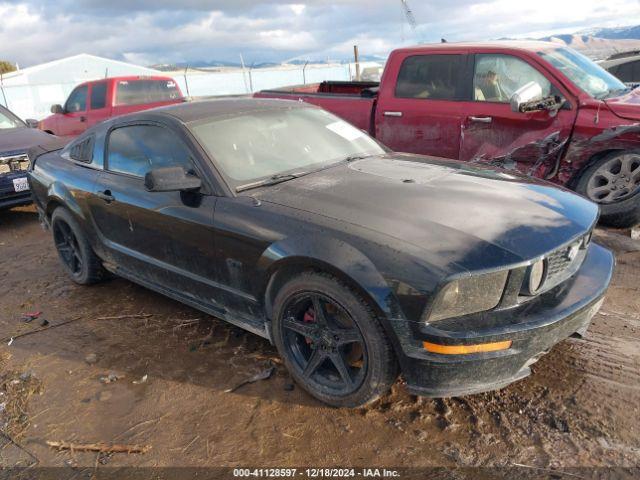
[[426, 270, 509, 323], [521, 259, 547, 296]]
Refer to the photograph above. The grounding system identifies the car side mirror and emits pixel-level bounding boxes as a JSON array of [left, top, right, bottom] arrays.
[[51, 104, 64, 114], [145, 166, 202, 192], [510, 82, 565, 116], [510, 81, 543, 113], [25, 119, 39, 128]]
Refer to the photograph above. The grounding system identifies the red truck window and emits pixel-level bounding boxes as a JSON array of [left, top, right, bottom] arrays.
[[473, 54, 551, 102], [90, 82, 108, 110], [395, 55, 467, 100], [65, 85, 88, 112], [114, 79, 181, 106]]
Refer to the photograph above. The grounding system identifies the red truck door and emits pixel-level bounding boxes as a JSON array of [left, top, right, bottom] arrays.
[[374, 52, 469, 159], [58, 84, 89, 137], [86, 80, 112, 129], [458, 52, 577, 178]]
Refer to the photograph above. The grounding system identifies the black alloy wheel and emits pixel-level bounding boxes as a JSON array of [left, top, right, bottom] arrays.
[[281, 292, 367, 395], [51, 207, 106, 284], [272, 272, 398, 407], [53, 219, 83, 275]]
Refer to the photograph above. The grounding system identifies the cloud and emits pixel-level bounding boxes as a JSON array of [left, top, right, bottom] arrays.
[[1, 0, 640, 67]]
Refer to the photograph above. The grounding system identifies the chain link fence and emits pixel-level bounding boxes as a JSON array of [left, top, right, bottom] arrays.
[[0, 63, 361, 121]]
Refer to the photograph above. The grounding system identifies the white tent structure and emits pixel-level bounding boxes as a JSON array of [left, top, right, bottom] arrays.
[[0, 54, 163, 120]]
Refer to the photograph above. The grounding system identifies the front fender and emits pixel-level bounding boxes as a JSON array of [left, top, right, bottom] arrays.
[[257, 234, 399, 321], [256, 233, 431, 370]]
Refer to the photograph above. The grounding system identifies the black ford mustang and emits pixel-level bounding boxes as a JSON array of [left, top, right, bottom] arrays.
[[29, 99, 614, 407]]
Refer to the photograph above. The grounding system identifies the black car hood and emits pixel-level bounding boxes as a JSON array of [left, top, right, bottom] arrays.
[[0, 127, 59, 155], [254, 154, 599, 272]]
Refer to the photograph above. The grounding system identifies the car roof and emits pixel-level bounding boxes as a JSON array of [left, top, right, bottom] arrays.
[[133, 97, 312, 124], [394, 40, 561, 54], [600, 54, 640, 69], [77, 75, 176, 87]]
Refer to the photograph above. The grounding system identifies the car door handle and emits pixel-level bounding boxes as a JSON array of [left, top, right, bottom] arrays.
[[96, 190, 114, 203], [383, 111, 403, 117], [80, 116, 86, 122], [469, 116, 492, 123]]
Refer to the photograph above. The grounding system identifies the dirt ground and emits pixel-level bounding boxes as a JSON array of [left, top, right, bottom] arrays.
[[1, 205, 639, 474]]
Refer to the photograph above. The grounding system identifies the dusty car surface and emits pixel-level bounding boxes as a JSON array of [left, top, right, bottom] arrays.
[[257, 41, 640, 228], [0, 104, 60, 210], [29, 99, 614, 407]]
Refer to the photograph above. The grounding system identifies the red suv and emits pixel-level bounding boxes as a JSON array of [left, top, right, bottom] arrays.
[[39, 76, 184, 138]]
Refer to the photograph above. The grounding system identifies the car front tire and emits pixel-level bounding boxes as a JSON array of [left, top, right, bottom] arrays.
[[272, 271, 398, 408]]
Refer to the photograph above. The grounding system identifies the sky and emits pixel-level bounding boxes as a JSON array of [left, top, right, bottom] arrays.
[[1, 0, 640, 67]]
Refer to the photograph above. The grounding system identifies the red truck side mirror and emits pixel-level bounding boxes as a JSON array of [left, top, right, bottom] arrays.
[[51, 104, 64, 114]]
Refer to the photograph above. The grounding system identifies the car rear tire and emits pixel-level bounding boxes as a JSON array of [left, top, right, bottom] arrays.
[[576, 151, 640, 228], [51, 207, 106, 285], [272, 271, 398, 407]]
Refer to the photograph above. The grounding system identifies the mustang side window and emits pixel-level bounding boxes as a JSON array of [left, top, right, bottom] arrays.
[[395, 54, 466, 100], [107, 125, 193, 178], [65, 85, 88, 113], [473, 54, 551, 102]]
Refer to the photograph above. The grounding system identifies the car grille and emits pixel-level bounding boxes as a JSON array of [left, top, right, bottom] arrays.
[[542, 235, 590, 291], [519, 232, 591, 299], [0, 153, 30, 175], [546, 243, 579, 281]]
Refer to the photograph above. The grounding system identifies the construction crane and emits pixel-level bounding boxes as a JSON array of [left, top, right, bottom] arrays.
[[400, 0, 417, 34]]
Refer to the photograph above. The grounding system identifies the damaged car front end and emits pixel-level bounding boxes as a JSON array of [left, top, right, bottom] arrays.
[[403, 230, 611, 397], [251, 152, 615, 399]]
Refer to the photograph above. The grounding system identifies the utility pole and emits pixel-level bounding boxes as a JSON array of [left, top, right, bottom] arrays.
[[353, 45, 360, 81]]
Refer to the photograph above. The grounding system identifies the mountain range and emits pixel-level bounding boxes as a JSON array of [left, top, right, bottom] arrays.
[[522, 25, 640, 60], [150, 25, 640, 70]]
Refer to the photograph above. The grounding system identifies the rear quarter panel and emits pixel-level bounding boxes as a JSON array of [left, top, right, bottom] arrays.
[[30, 150, 101, 237]]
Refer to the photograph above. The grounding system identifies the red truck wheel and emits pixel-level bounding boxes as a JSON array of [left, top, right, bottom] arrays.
[[576, 151, 640, 228]]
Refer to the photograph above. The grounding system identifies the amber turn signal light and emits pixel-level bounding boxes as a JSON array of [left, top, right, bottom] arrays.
[[423, 340, 512, 355]]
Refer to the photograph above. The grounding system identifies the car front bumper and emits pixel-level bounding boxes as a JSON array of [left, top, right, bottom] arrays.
[[400, 242, 614, 397], [0, 172, 32, 210]]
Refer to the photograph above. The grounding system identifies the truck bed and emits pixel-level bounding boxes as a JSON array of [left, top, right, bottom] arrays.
[[255, 81, 379, 133], [260, 80, 379, 97]]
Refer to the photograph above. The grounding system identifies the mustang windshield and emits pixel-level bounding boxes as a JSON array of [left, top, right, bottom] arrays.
[[0, 108, 24, 130], [538, 47, 627, 99], [190, 107, 385, 190]]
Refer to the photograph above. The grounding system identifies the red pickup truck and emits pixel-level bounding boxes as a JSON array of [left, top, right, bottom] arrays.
[[39, 76, 184, 138], [256, 41, 640, 227]]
